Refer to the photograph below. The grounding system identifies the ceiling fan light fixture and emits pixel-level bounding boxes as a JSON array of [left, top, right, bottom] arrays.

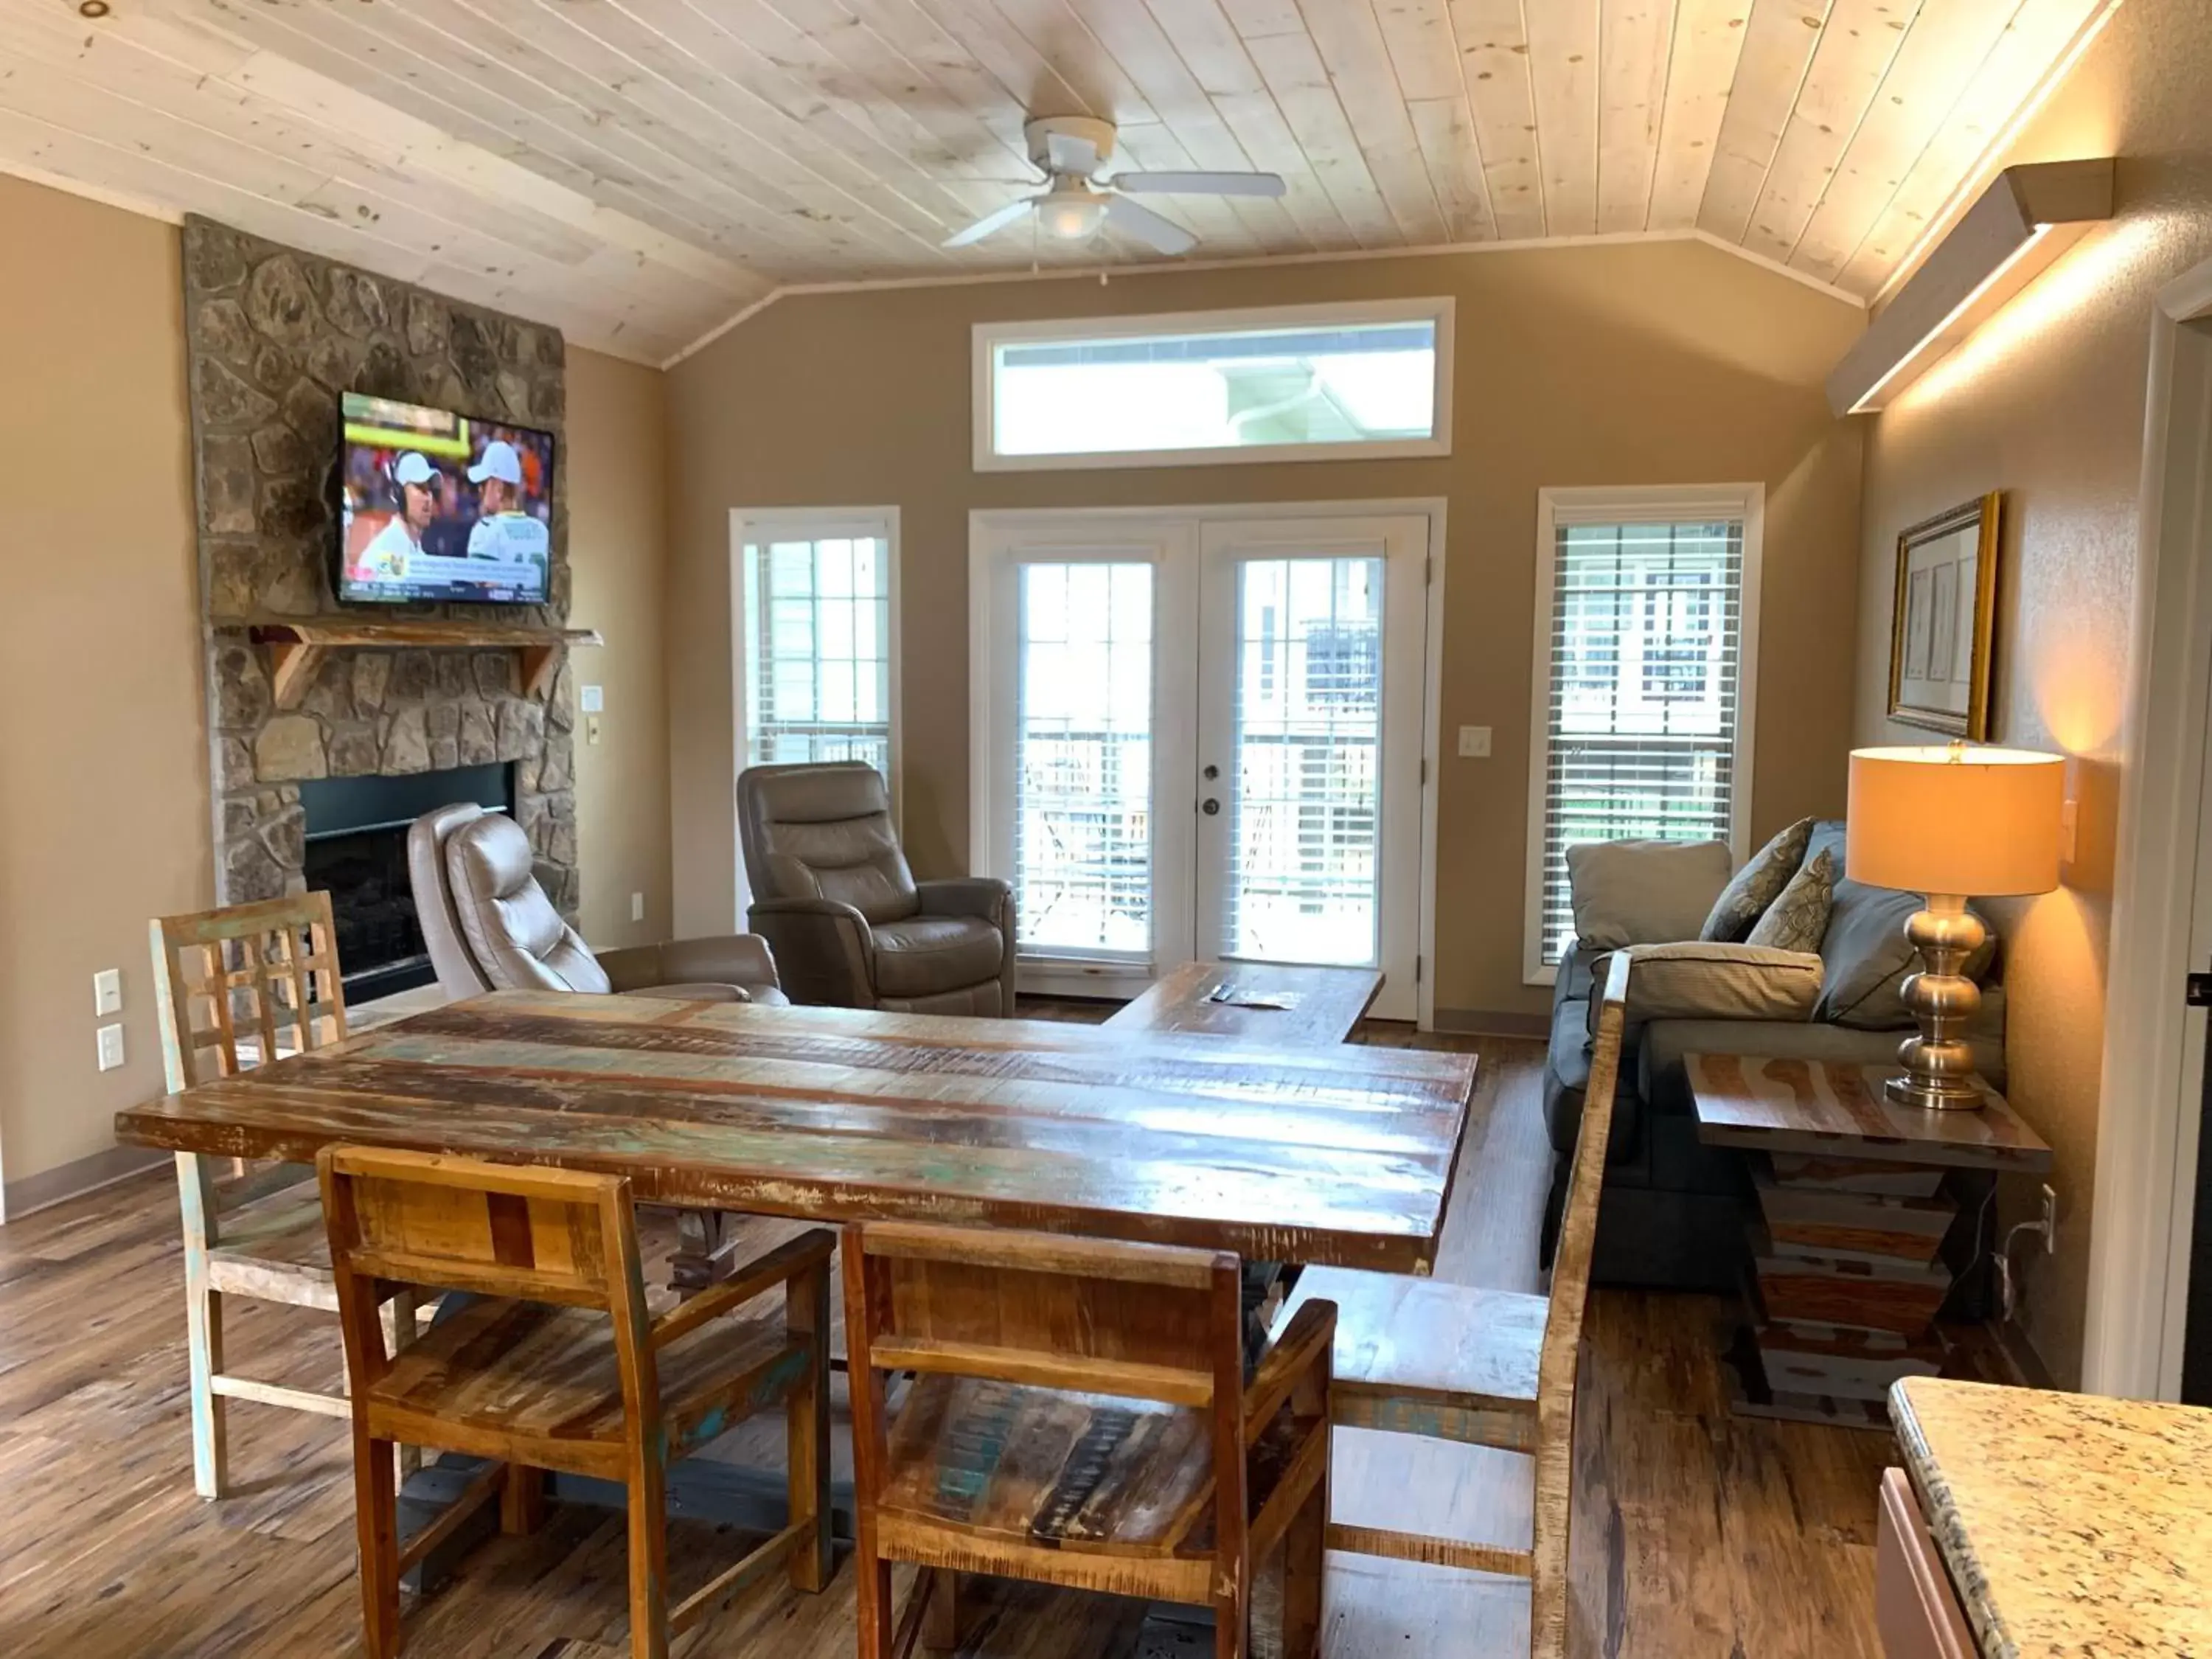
[[1036, 189, 1107, 243]]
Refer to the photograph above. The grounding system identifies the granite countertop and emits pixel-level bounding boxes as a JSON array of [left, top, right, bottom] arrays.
[[1890, 1376, 2212, 1657]]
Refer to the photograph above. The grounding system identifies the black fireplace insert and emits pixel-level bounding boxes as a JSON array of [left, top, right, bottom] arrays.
[[299, 762, 513, 1001]]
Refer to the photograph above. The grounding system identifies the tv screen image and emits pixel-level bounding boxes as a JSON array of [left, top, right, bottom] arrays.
[[338, 392, 554, 605]]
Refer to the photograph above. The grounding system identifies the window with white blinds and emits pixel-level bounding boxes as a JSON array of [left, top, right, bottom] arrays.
[[734, 513, 897, 781], [1524, 488, 1762, 983]]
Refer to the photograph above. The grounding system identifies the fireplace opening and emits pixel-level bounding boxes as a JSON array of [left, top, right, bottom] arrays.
[[299, 762, 515, 1001]]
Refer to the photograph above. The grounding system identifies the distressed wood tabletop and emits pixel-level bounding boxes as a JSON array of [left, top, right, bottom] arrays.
[[116, 990, 1477, 1273]]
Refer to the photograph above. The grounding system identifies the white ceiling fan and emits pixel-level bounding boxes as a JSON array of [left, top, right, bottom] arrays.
[[945, 116, 1286, 256]]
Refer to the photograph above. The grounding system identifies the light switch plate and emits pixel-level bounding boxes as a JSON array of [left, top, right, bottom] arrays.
[[93, 967, 122, 1017], [1457, 725, 1492, 758], [631, 891, 646, 923], [580, 684, 605, 714], [97, 1023, 125, 1072]]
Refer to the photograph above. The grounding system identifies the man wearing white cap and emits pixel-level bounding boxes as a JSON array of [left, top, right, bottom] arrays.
[[465, 438, 549, 577], [357, 451, 438, 579]]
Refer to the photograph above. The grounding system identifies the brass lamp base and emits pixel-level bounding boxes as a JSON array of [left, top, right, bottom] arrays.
[[1886, 894, 1988, 1112]]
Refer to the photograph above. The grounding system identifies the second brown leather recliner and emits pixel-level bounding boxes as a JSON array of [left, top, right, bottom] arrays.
[[737, 762, 1015, 1015], [408, 803, 787, 1004]]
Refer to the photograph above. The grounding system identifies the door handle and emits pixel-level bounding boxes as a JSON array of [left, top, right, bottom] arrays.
[[1201, 799, 1220, 815]]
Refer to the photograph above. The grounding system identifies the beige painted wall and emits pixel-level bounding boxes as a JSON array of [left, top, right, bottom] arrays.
[[665, 240, 1867, 1019], [0, 175, 677, 1193], [0, 174, 209, 1195], [1852, 0, 2212, 1384], [565, 349, 674, 950]]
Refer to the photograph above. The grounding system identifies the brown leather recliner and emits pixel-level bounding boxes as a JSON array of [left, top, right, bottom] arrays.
[[737, 763, 1015, 1016], [407, 804, 787, 1004]]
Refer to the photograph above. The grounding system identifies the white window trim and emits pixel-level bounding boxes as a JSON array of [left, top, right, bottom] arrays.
[[1522, 484, 1765, 987], [971, 297, 1455, 473], [728, 507, 903, 897]]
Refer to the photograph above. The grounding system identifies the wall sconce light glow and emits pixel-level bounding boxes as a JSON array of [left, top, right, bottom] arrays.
[[1827, 160, 2114, 417], [1903, 214, 2158, 411]]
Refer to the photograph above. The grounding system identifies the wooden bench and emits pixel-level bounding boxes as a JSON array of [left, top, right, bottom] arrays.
[[1104, 961, 1383, 1046]]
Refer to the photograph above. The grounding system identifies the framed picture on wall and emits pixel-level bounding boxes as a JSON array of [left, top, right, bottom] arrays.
[[1888, 493, 2001, 740]]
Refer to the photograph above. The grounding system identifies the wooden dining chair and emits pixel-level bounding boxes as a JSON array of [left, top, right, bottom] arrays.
[[1275, 950, 1632, 1659], [318, 1146, 835, 1659], [842, 1220, 1337, 1659], [151, 891, 422, 1499]]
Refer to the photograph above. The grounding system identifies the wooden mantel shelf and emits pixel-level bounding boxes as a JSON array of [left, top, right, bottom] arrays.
[[246, 619, 603, 708]]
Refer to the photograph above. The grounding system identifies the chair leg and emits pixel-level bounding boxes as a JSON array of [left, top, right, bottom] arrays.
[[352, 1426, 403, 1659], [626, 1453, 671, 1659], [785, 1256, 834, 1593], [1281, 1366, 1329, 1659], [501, 1464, 546, 1536], [384, 1289, 422, 1485], [176, 1152, 228, 1500], [854, 1540, 895, 1659]]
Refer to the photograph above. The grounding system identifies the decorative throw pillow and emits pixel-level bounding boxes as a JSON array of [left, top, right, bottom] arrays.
[[1747, 848, 1836, 952], [1566, 839, 1734, 950], [1700, 818, 1815, 943], [1586, 942, 1824, 1036]]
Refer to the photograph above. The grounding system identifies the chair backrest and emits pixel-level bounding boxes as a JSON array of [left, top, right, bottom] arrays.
[[150, 892, 350, 1091], [406, 802, 495, 997], [737, 762, 918, 925], [1529, 948, 1631, 1659], [317, 1146, 650, 1382], [423, 808, 611, 995]]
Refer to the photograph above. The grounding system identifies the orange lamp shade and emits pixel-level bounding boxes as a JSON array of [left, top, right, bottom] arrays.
[[1846, 746, 2065, 897]]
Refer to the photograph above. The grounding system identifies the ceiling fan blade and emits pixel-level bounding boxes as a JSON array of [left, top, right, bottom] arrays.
[[1106, 195, 1198, 256], [1043, 130, 1103, 177], [942, 197, 1038, 248], [1113, 170, 1287, 199]]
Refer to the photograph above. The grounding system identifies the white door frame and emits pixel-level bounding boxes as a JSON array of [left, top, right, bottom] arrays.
[[970, 498, 1447, 1030], [2084, 255, 2212, 1399]]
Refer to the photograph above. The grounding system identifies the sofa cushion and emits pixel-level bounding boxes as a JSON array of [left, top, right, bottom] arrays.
[[1815, 881, 1997, 1028], [871, 914, 1004, 999], [1747, 847, 1836, 952], [1567, 838, 1733, 950], [1590, 942, 1823, 1034], [1700, 818, 1813, 942]]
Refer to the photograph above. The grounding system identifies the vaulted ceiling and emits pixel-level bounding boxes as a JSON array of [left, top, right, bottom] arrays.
[[0, 0, 2110, 365]]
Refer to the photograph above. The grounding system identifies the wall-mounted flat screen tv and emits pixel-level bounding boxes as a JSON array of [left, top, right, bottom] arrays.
[[337, 392, 554, 605]]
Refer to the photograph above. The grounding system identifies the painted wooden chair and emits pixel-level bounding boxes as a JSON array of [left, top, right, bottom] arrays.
[[318, 1145, 835, 1659], [1276, 949, 1632, 1659], [151, 891, 422, 1499], [841, 1220, 1336, 1659]]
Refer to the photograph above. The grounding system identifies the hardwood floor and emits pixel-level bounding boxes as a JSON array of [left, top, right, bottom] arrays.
[[0, 1019, 1893, 1658]]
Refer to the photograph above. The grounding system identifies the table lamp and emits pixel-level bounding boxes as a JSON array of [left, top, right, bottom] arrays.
[[1846, 743, 2065, 1110]]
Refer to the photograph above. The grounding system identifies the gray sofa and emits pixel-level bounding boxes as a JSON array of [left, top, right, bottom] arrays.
[[1541, 818, 2008, 1292]]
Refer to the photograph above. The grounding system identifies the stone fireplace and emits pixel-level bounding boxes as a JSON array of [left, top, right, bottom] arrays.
[[182, 217, 580, 936]]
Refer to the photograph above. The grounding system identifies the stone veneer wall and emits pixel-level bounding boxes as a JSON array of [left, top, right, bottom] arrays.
[[181, 216, 579, 913]]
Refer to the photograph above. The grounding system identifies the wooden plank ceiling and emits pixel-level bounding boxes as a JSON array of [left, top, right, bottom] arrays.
[[0, 0, 2109, 364]]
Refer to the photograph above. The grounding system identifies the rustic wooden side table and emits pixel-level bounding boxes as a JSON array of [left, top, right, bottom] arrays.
[[1687, 1053, 2053, 1428]]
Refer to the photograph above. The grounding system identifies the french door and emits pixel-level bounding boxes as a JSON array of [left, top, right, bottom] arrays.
[[972, 507, 1433, 1020]]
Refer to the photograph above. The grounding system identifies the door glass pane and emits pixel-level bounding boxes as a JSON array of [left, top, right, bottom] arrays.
[[1225, 557, 1382, 965], [742, 534, 891, 775], [1015, 563, 1154, 959]]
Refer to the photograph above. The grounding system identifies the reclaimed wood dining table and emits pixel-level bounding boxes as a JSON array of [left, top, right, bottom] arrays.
[[115, 988, 1476, 1575], [117, 988, 1478, 1270]]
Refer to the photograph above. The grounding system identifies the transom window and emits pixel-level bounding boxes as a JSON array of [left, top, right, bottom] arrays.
[[1525, 487, 1763, 983], [975, 300, 1453, 471]]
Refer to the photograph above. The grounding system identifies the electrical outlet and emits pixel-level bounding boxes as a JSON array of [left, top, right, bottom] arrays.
[[1457, 725, 1492, 759], [96, 1023, 125, 1072], [585, 714, 604, 747], [2040, 1183, 2059, 1253], [93, 967, 122, 1017], [630, 891, 645, 923]]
